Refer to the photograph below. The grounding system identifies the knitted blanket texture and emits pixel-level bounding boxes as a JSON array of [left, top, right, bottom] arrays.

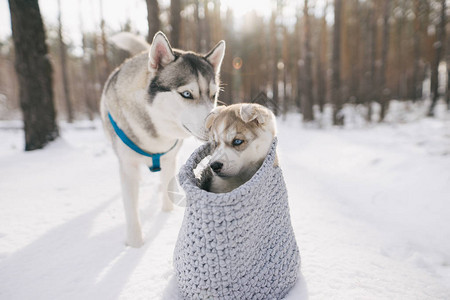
[[174, 138, 300, 300]]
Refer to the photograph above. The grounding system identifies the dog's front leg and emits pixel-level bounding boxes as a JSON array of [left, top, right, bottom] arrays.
[[119, 161, 144, 247], [159, 153, 178, 211]]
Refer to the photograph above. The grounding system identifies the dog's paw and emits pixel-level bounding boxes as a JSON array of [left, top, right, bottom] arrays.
[[162, 201, 174, 212], [126, 235, 144, 248]]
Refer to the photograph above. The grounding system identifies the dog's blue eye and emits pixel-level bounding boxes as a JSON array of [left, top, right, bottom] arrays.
[[180, 91, 193, 99], [232, 139, 244, 146]]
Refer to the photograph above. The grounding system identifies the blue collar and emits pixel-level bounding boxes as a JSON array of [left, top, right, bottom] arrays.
[[108, 112, 179, 172]]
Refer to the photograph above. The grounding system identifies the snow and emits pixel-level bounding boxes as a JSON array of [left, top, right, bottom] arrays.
[[1, 111, 450, 299]]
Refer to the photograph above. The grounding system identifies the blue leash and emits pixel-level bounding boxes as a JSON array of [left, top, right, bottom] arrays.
[[108, 112, 178, 172]]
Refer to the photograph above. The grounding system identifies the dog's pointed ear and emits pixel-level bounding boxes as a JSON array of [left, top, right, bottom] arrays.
[[205, 41, 226, 74], [239, 104, 268, 124], [205, 106, 226, 131], [148, 32, 175, 73]]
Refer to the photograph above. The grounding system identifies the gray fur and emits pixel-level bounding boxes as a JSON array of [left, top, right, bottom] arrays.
[[103, 50, 217, 143], [135, 106, 158, 138], [100, 31, 226, 247], [102, 53, 158, 142], [148, 52, 216, 102], [105, 67, 120, 94]]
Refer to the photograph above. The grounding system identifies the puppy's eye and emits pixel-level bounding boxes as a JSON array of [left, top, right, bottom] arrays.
[[180, 91, 193, 99], [232, 139, 244, 146]]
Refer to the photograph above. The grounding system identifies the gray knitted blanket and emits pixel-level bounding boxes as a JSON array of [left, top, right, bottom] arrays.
[[174, 138, 300, 300]]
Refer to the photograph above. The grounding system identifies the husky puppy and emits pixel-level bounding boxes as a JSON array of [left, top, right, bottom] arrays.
[[200, 103, 277, 193], [100, 32, 225, 247]]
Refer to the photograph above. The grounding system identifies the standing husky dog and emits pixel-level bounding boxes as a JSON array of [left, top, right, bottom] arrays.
[[200, 103, 277, 193], [100, 32, 225, 247]]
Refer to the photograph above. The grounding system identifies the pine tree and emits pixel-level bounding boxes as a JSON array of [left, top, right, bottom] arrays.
[[170, 0, 181, 48], [316, 1, 328, 114], [146, 0, 161, 43], [302, 0, 315, 122], [57, 0, 74, 123], [378, 0, 392, 122], [428, 0, 446, 116], [332, 0, 344, 125], [8, 0, 59, 150]]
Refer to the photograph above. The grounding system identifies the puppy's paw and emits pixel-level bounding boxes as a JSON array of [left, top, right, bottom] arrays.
[[199, 166, 213, 192]]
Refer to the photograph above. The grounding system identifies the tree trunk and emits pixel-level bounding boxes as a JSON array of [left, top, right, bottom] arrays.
[[170, 0, 181, 48], [211, 0, 222, 43], [87, 0, 102, 106], [282, 27, 290, 117], [81, 34, 94, 121], [332, 0, 344, 125], [8, 0, 59, 150], [99, 0, 110, 83], [194, 0, 202, 52], [270, 13, 279, 116], [57, 0, 74, 123], [294, 14, 303, 114], [203, 0, 211, 50], [283, 66, 288, 117], [220, 10, 233, 105], [365, 0, 378, 122], [378, 0, 392, 122], [412, 0, 423, 102], [302, 0, 314, 122], [428, 0, 446, 117], [395, 4, 406, 100], [447, 33, 450, 110], [146, 0, 160, 43], [316, 2, 327, 114], [349, 0, 361, 103], [272, 55, 279, 116], [79, 0, 94, 121]]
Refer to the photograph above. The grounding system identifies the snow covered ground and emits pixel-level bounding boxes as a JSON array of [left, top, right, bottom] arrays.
[[1, 111, 450, 299]]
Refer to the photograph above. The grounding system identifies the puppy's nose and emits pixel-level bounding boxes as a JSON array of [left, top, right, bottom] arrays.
[[210, 161, 223, 173]]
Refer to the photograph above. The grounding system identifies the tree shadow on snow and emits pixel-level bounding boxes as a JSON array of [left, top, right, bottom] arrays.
[[0, 193, 169, 300]]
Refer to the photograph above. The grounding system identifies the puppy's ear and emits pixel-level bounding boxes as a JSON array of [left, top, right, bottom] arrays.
[[239, 104, 269, 124], [205, 41, 226, 74], [205, 106, 226, 131], [148, 32, 175, 73]]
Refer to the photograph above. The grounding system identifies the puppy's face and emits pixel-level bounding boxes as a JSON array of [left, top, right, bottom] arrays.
[[205, 103, 276, 179]]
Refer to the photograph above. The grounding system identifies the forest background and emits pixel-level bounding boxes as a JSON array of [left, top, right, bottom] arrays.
[[1, 0, 448, 135]]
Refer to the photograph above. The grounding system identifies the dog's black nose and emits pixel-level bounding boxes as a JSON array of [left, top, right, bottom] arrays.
[[210, 161, 223, 173]]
